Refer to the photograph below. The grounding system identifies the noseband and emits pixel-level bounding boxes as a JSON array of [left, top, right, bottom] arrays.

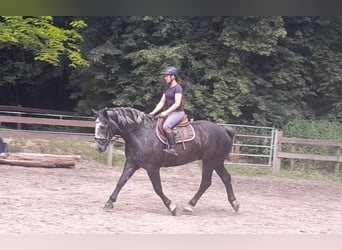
[[94, 120, 116, 147], [94, 136, 110, 146]]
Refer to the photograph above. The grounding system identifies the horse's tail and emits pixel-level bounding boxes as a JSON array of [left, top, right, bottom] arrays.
[[222, 125, 235, 160], [223, 125, 235, 139]]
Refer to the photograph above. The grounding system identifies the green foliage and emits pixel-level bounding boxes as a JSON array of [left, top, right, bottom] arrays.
[[283, 119, 342, 140], [71, 16, 340, 126], [0, 16, 88, 67], [70, 16, 287, 121], [1, 16, 341, 128], [0, 16, 89, 108], [219, 17, 286, 56]]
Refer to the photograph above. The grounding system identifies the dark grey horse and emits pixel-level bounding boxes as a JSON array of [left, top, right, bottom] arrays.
[[94, 107, 239, 215]]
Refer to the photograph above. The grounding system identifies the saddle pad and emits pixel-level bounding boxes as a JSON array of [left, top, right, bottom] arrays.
[[156, 124, 195, 145]]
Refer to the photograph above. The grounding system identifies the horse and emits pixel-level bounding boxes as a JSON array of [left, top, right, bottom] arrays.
[[94, 107, 239, 215]]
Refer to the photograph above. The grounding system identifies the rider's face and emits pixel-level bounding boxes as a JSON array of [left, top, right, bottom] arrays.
[[164, 74, 174, 84]]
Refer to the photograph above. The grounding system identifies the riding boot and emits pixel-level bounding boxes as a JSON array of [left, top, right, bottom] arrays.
[[163, 132, 178, 156]]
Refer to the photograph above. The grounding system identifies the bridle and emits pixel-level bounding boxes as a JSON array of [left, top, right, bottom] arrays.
[[94, 119, 117, 148], [94, 112, 157, 147]]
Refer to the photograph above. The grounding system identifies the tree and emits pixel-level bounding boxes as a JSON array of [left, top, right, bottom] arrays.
[[0, 16, 88, 107], [0, 16, 88, 67], [3, 16, 338, 127], [70, 16, 287, 124], [241, 17, 342, 126]]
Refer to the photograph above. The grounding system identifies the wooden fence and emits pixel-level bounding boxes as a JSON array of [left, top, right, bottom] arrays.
[[0, 105, 75, 116], [272, 130, 342, 173], [0, 115, 94, 141], [1, 106, 341, 170], [0, 107, 121, 165]]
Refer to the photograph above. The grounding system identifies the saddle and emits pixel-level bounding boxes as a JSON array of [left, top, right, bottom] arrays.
[[156, 115, 195, 149]]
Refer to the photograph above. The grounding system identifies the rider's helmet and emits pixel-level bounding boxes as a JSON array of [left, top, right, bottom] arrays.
[[162, 66, 179, 77]]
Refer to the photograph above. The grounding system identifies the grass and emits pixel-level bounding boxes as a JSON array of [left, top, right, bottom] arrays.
[[5, 138, 341, 182], [225, 164, 272, 177], [276, 168, 342, 182], [225, 163, 342, 183]]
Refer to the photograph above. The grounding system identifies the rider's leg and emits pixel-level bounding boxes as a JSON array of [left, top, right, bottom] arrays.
[[162, 126, 178, 156], [162, 111, 185, 156]]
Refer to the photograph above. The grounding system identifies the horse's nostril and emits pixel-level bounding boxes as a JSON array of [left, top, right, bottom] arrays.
[[97, 146, 106, 153]]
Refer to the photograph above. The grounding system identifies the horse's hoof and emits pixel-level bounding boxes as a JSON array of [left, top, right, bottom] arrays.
[[169, 203, 177, 216], [103, 202, 114, 210], [183, 205, 194, 214], [231, 200, 240, 212]]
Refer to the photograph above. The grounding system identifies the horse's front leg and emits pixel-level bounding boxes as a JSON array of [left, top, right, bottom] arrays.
[[104, 161, 139, 210], [146, 167, 177, 216]]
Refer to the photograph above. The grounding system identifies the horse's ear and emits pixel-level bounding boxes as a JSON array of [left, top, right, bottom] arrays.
[[91, 109, 98, 115], [103, 109, 109, 119]]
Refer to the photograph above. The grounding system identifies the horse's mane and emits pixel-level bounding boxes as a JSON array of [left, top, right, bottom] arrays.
[[107, 107, 153, 126]]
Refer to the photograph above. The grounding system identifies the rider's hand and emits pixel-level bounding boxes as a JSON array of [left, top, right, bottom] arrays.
[[160, 111, 168, 117]]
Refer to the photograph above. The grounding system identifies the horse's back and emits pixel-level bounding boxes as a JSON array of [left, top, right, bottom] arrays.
[[192, 120, 233, 138], [192, 120, 234, 152]]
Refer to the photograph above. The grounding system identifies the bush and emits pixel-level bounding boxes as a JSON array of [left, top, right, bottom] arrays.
[[281, 119, 342, 174], [283, 119, 342, 140]]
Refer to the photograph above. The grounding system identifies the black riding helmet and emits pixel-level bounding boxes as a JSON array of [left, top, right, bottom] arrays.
[[162, 66, 179, 77]]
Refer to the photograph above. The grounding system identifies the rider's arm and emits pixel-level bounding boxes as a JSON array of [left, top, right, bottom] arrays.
[[149, 94, 166, 115]]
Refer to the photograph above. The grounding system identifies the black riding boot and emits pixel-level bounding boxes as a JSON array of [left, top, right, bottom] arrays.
[[163, 132, 178, 156]]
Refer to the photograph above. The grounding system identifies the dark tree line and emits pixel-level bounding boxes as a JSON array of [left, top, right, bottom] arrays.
[[1, 16, 341, 128]]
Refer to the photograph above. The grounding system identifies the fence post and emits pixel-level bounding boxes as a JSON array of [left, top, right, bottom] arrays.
[[335, 147, 341, 174], [107, 143, 113, 166], [232, 140, 240, 163], [290, 145, 296, 170], [17, 105, 22, 130], [272, 130, 282, 173]]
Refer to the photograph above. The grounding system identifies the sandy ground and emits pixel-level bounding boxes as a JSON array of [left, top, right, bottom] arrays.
[[1, 161, 341, 234]]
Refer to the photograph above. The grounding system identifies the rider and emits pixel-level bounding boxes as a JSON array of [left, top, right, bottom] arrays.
[[149, 66, 185, 156]]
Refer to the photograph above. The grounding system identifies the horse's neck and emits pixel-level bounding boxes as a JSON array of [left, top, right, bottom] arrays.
[[116, 120, 154, 145], [108, 108, 154, 141]]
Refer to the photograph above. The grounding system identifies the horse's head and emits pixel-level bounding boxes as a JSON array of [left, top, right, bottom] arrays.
[[93, 108, 118, 153], [94, 107, 153, 152]]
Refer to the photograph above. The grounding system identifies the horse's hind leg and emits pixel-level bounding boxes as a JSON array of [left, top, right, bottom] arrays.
[[146, 167, 176, 215], [184, 161, 214, 213], [104, 161, 138, 210], [215, 163, 239, 212]]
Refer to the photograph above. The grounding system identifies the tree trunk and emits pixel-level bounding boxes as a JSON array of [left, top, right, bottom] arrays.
[[0, 153, 80, 168]]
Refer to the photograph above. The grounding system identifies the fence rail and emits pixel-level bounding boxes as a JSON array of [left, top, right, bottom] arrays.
[[0, 128, 94, 142], [0, 105, 75, 116], [0, 115, 94, 128], [0, 105, 94, 142]]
